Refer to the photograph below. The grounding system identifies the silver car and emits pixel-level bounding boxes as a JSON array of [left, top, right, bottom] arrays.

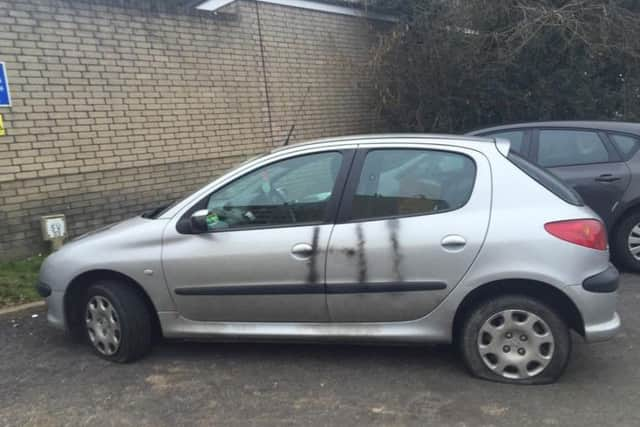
[[37, 134, 620, 384]]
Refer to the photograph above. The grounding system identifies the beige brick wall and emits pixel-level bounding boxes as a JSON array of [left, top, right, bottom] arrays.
[[0, 0, 381, 259]]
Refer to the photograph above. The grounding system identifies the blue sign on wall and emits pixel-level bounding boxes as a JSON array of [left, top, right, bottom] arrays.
[[0, 62, 11, 107]]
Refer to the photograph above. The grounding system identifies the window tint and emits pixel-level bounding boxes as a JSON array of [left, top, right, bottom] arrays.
[[537, 130, 609, 167], [351, 149, 476, 220], [204, 152, 342, 230], [610, 133, 640, 159], [485, 130, 526, 155]]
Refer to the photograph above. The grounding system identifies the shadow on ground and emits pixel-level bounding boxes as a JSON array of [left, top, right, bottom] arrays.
[[1, 275, 638, 426]]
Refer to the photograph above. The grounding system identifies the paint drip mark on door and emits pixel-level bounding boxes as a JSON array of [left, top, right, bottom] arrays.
[[356, 223, 367, 283], [387, 218, 403, 282], [307, 226, 320, 284]]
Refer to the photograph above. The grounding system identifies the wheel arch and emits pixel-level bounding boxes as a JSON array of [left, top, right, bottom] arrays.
[[452, 279, 585, 341], [64, 269, 162, 339], [611, 200, 640, 234], [607, 200, 640, 271]]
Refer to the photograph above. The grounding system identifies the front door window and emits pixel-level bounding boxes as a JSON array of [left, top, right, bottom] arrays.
[[204, 152, 343, 230]]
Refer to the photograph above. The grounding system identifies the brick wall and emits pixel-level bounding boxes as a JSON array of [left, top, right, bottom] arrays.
[[0, 0, 381, 259]]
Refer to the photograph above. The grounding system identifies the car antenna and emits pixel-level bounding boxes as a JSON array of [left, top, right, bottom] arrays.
[[282, 86, 311, 146]]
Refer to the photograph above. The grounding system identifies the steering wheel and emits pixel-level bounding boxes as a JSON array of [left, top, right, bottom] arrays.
[[269, 187, 297, 223]]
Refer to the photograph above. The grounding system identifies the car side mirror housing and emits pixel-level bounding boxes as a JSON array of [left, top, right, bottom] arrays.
[[190, 209, 210, 234]]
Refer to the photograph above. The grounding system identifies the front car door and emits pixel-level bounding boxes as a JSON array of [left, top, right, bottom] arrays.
[[325, 143, 491, 322], [531, 128, 631, 225], [162, 149, 353, 322]]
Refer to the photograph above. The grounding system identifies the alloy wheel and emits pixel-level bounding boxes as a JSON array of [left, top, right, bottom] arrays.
[[627, 224, 640, 261]]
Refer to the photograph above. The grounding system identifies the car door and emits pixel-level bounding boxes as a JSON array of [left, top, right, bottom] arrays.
[[532, 128, 631, 225], [325, 144, 491, 322], [162, 149, 353, 322]]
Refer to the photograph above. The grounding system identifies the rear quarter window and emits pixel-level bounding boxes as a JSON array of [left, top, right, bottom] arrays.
[[609, 133, 640, 160], [508, 153, 584, 206]]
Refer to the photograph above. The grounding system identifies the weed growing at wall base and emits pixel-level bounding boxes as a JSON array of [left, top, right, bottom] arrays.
[[0, 255, 44, 308]]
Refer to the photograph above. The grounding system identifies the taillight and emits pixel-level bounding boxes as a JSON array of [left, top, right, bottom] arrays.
[[544, 219, 607, 251]]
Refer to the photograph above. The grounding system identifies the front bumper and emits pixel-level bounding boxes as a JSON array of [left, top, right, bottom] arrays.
[[44, 290, 66, 331], [36, 280, 66, 331], [36, 281, 52, 298]]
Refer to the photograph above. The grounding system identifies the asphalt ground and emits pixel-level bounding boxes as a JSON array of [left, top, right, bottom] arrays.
[[1, 275, 639, 427]]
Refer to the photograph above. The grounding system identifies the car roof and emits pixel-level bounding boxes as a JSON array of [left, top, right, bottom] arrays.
[[466, 121, 640, 136], [271, 133, 493, 154]]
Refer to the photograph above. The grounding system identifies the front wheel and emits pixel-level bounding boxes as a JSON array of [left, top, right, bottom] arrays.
[[83, 281, 153, 363], [459, 295, 571, 384]]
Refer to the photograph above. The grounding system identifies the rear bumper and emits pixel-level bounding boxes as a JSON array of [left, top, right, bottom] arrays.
[[567, 264, 621, 342], [582, 264, 619, 293], [584, 311, 621, 342]]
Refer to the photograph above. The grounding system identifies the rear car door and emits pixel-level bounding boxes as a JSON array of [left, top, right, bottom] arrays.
[[325, 143, 491, 322], [162, 149, 353, 322], [532, 128, 631, 225]]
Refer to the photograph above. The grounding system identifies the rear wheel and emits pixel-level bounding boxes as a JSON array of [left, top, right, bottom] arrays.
[[83, 281, 153, 363], [459, 295, 571, 384], [612, 211, 640, 272]]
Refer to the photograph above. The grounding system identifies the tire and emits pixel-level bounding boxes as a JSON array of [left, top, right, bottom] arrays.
[[612, 211, 640, 272], [83, 280, 153, 363], [459, 295, 571, 385]]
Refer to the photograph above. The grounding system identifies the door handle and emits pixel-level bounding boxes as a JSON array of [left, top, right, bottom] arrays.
[[291, 243, 314, 260], [595, 174, 621, 183], [441, 235, 466, 251]]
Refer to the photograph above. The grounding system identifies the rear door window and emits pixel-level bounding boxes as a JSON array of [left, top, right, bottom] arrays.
[[350, 149, 476, 220], [537, 130, 610, 167]]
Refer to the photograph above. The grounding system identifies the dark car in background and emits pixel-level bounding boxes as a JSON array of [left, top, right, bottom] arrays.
[[467, 121, 640, 271]]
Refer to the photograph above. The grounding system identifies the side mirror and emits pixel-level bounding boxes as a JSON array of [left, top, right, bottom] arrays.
[[190, 209, 210, 234]]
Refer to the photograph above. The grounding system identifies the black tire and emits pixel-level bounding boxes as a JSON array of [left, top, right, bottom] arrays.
[[83, 280, 153, 363], [612, 211, 640, 272], [458, 295, 571, 385]]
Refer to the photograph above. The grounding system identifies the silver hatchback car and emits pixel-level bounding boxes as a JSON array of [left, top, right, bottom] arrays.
[[38, 134, 620, 384]]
